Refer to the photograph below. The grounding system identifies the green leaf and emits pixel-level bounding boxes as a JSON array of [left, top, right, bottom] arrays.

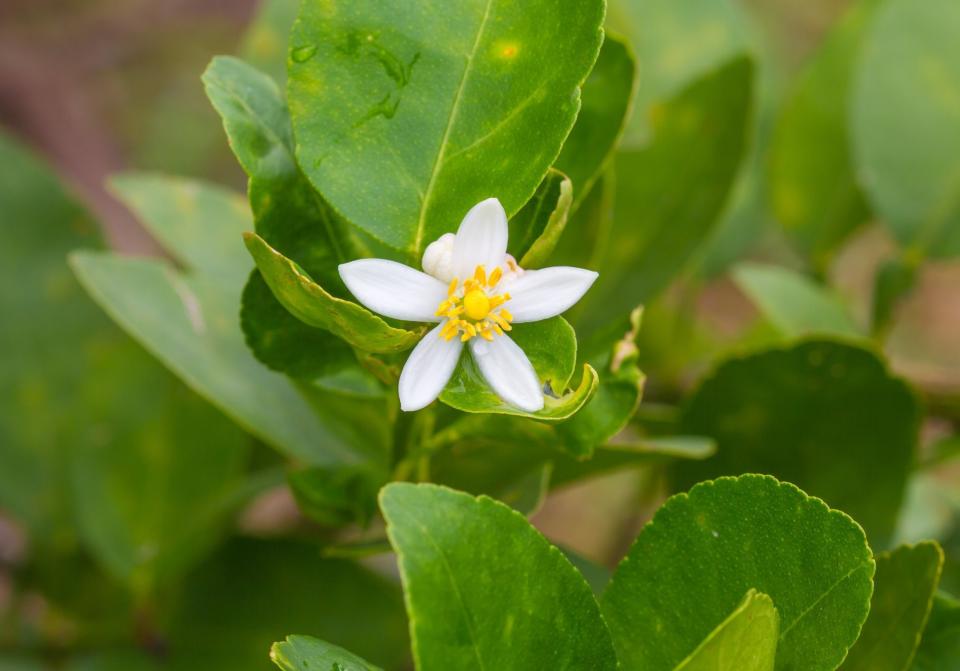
[[912, 592, 960, 670], [674, 590, 779, 671], [555, 305, 646, 458], [852, 0, 960, 258], [287, 0, 605, 255], [271, 635, 381, 671], [380, 483, 618, 670], [238, 0, 298, 84], [108, 173, 253, 287], [583, 57, 754, 327], [731, 263, 864, 340], [438, 317, 598, 420], [70, 252, 381, 467], [549, 168, 614, 271], [608, 0, 752, 146], [287, 464, 383, 528], [509, 169, 573, 269], [555, 33, 637, 211], [768, 0, 878, 268], [167, 537, 410, 670], [841, 542, 944, 671], [601, 474, 876, 671], [244, 232, 422, 353], [676, 340, 920, 544]]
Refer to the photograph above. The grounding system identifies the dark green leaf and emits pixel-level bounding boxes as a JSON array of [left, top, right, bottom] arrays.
[[509, 169, 573, 268], [768, 0, 878, 267], [287, 464, 383, 528], [439, 317, 598, 420], [731, 263, 864, 340], [244, 232, 423, 353], [380, 483, 618, 670], [555, 33, 637, 211], [841, 542, 944, 671], [675, 590, 779, 671], [912, 592, 960, 670], [287, 0, 605, 255], [583, 57, 754, 327], [602, 474, 875, 671], [271, 635, 381, 671], [676, 340, 920, 544], [852, 0, 960, 258]]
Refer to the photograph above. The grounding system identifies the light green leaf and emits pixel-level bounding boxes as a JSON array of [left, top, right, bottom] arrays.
[[271, 636, 381, 671], [549, 168, 614, 271], [380, 483, 618, 670], [70, 252, 382, 467], [731, 263, 864, 340], [583, 57, 754, 327], [438, 317, 598, 420], [555, 32, 637, 211], [607, 0, 752, 146], [841, 542, 944, 671], [287, 0, 605, 255], [769, 0, 878, 267], [677, 340, 920, 544], [911, 592, 960, 670], [852, 0, 960, 258], [674, 590, 779, 671], [244, 232, 423, 353], [108, 173, 253, 287], [509, 169, 573, 269], [602, 474, 875, 671]]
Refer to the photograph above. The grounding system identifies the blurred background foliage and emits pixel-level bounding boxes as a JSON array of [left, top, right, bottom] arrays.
[[1, 0, 959, 669]]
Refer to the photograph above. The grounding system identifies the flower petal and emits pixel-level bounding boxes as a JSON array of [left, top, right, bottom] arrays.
[[339, 259, 448, 322], [452, 198, 508, 279], [505, 266, 599, 323], [469, 335, 544, 412], [398, 323, 463, 411]]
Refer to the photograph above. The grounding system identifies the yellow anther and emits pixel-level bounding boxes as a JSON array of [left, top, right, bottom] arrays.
[[488, 295, 506, 308], [480, 328, 494, 341], [435, 299, 452, 317], [499, 308, 513, 322], [447, 278, 459, 297], [463, 289, 491, 321], [493, 324, 504, 336], [487, 267, 502, 287], [463, 322, 477, 337]]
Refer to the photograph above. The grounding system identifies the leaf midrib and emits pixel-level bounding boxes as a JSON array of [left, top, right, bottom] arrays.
[[412, 0, 495, 256]]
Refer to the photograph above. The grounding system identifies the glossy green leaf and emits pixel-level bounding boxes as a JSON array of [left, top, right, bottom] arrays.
[[677, 340, 919, 544], [583, 57, 754, 327], [769, 0, 878, 267], [675, 590, 779, 671], [554, 33, 637, 211], [439, 317, 597, 420], [244, 232, 422, 353], [852, 0, 960, 258], [287, 0, 605, 255], [731, 263, 864, 340], [549, 168, 614, 272], [108, 173, 253, 287], [608, 0, 751, 146], [509, 169, 573, 269], [70, 252, 381, 467], [602, 474, 876, 671], [380, 483, 618, 670], [271, 636, 381, 671], [912, 592, 960, 670], [166, 538, 410, 671], [555, 305, 645, 458], [841, 542, 944, 671]]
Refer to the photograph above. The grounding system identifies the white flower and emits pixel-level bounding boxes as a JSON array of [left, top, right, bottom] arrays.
[[338, 198, 598, 413]]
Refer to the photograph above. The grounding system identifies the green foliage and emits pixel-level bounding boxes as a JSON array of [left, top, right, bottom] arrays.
[[509, 169, 574, 269], [676, 340, 919, 543], [271, 636, 381, 671], [841, 542, 943, 671], [912, 592, 960, 670], [380, 483, 618, 670], [287, 0, 605, 255], [602, 475, 875, 671], [852, 0, 960, 258]]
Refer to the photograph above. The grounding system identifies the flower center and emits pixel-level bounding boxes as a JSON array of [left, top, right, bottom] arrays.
[[434, 265, 513, 342]]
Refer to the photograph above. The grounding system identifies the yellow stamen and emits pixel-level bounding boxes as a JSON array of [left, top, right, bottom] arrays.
[[447, 278, 459, 297], [499, 308, 513, 322], [480, 328, 494, 341], [488, 267, 502, 287], [474, 265, 487, 285]]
